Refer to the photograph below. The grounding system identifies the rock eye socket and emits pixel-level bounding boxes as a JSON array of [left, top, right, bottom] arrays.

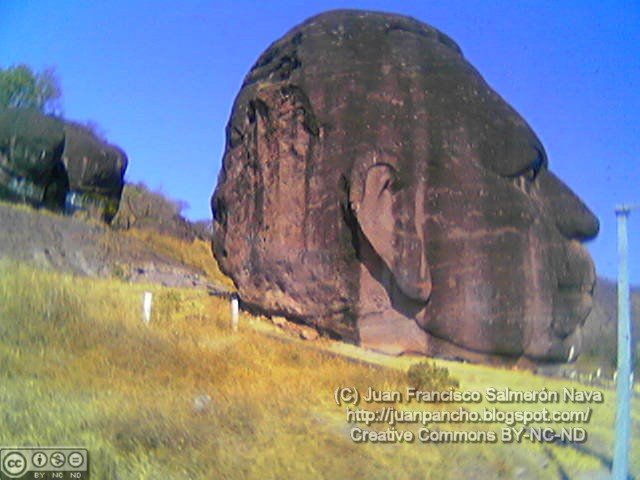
[[521, 147, 546, 182], [510, 148, 546, 192]]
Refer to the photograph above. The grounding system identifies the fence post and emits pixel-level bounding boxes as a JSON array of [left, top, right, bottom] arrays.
[[231, 294, 239, 332], [142, 291, 153, 325]]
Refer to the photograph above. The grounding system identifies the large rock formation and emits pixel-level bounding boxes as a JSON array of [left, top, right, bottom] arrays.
[[0, 108, 127, 222], [211, 10, 599, 364]]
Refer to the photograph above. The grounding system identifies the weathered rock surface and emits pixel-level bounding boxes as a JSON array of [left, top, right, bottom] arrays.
[[0, 108, 67, 210], [211, 10, 599, 364], [0, 108, 127, 222], [62, 122, 128, 222]]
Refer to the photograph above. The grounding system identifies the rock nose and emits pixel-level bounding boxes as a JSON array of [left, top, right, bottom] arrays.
[[538, 170, 599, 242]]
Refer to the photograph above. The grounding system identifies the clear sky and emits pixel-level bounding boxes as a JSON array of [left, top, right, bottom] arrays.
[[1, 1, 638, 284]]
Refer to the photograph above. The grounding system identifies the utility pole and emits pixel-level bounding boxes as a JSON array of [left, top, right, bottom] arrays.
[[612, 204, 638, 480]]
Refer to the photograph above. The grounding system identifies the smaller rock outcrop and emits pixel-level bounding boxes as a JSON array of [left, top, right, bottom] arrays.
[[111, 183, 197, 241], [0, 108, 67, 210], [61, 122, 128, 223], [0, 108, 128, 223]]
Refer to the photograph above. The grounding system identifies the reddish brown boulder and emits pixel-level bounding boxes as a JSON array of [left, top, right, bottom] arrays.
[[211, 10, 599, 363]]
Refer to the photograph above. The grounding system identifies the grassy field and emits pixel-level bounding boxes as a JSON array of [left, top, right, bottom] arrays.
[[0, 257, 638, 479]]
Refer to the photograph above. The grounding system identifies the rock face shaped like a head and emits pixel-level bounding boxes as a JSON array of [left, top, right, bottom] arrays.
[[211, 10, 599, 363]]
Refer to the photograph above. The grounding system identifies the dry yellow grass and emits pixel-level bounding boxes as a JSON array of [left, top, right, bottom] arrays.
[[124, 228, 234, 288], [0, 261, 442, 478], [0, 257, 637, 479]]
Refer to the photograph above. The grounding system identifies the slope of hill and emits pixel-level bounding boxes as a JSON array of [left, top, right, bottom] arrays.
[[0, 200, 638, 479], [0, 198, 228, 290], [1, 259, 637, 479], [0, 197, 637, 373], [580, 277, 640, 373]]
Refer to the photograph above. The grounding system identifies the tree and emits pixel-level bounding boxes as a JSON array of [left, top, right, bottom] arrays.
[[0, 64, 62, 114]]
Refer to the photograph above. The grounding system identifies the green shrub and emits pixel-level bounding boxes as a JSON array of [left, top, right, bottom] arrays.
[[407, 360, 459, 391]]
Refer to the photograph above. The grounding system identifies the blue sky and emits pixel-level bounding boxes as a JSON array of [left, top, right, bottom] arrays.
[[1, 1, 638, 283]]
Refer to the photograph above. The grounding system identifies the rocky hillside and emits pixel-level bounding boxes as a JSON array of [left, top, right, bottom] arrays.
[[0, 194, 224, 291], [581, 276, 640, 372], [0, 196, 636, 373]]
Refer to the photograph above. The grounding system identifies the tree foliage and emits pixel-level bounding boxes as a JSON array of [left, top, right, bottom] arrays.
[[0, 64, 62, 114]]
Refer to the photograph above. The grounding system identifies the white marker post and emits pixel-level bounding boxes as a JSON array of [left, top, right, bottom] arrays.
[[230, 294, 239, 332], [142, 291, 153, 325]]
